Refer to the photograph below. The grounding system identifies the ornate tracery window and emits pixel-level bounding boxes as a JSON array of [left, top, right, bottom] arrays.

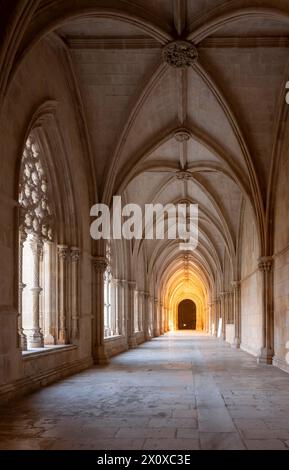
[[18, 134, 55, 350], [18, 130, 81, 352]]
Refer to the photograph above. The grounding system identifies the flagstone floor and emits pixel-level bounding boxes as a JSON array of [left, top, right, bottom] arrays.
[[1, 331, 289, 450]]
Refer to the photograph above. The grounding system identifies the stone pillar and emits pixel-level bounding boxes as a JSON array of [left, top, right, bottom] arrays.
[[153, 298, 160, 337], [128, 281, 137, 348], [216, 296, 221, 337], [71, 247, 80, 340], [220, 292, 226, 339], [139, 291, 145, 333], [93, 257, 109, 364], [114, 279, 122, 336], [57, 245, 69, 344], [149, 295, 154, 337], [134, 290, 140, 333], [211, 299, 217, 336], [27, 236, 44, 348], [43, 241, 56, 345], [164, 306, 169, 332], [208, 302, 212, 334], [228, 290, 234, 323], [121, 279, 127, 336], [144, 292, 151, 340], [18, 229, 27, 350], [232, 281, 241, 348], [258, 257, 274, 364], [159, 302, 164, 335]]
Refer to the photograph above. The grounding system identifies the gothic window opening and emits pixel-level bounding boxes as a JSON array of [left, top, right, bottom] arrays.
[[103, 243, 119, 338], [17, 133, 78, 351]]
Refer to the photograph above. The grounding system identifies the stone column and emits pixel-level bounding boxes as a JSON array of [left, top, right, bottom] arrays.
[[211, 301, 216, 335], [128, 281, 137, 348], [18, 229, 27, 350], [149, 295, 154, 338], [232, 281, 241, 348], [134, 290, 140, 333], [224, 291, 230, 338], [27, 236, 44, 348], [159, 302, 164, 335], [216, 296, 221, 337], [228, 290, 233, 323], [43, 241, 56, 345], [258, 257, 274, 364], [144, 292, 152, 340], [57, 245, 69, 344], [139, 291, 145, 333], [153, 298, 160, 337], [164, 306, 169, 332], [208, 302, 212, 334], [71, 247, 80, 340], [93, 257, 109, 364], [121, 279, 127, 336], [220, 292, 226, 339], [113, 279, 120, 336]]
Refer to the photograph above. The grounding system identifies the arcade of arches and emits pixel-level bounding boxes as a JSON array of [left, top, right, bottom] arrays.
[[2, 0, 289, 451]]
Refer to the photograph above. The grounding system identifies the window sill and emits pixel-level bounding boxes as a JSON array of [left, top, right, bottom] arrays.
[[104, 335, 124, 342], [22, 344, 77, 360]]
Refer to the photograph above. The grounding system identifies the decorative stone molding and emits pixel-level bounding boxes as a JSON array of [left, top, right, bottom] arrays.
[[232, 280, 241, 290], [175, 170, 193, 181], [163, 40, 198, 68], [93, 257, 108, 272], [71, 248, 80, 340], [57, 245, 68, 259], [19, 134, 54, 241], [174, 129, 191, 143], [258, 256, 273, 272], [71, 247, 80, 262]]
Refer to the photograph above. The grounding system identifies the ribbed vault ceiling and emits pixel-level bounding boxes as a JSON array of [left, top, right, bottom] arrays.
[[15, 0, 289, 300]]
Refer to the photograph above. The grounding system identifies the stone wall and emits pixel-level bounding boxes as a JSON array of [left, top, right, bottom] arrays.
[[273, 132, 289, 373], [0, 38, 93, 401], [240, 203, 262, 357]]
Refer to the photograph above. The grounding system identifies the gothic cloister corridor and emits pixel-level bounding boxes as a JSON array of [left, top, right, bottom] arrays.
[[1, 331, 289, 451], [3, 0, 289, 457]]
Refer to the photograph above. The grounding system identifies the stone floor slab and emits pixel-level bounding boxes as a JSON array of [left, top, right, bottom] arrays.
[[0, 332, 289, 450]]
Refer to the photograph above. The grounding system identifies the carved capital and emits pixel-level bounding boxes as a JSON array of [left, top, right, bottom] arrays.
[[232, 280, 241, 290], [93, 257, 107, 272], [163, 41, 198, 68], [19, 228, 27, 245], [71, 247, 80, 262], [258, 257, 273, 273], [128, 280, 136, 290], [57, 245, 68, 260], [29, 236, 43, 256]]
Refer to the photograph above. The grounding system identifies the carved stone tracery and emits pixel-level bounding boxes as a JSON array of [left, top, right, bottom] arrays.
[[19, 135, 54, 241]]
